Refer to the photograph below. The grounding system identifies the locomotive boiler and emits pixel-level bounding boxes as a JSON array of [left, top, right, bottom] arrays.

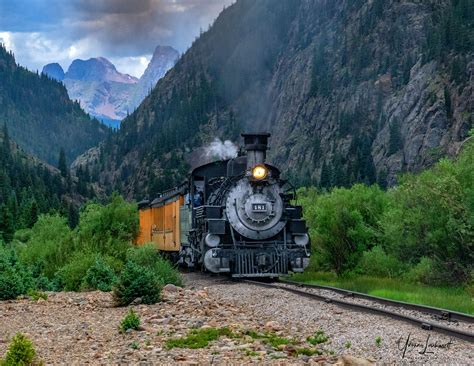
[[137, 133, 310, 277]]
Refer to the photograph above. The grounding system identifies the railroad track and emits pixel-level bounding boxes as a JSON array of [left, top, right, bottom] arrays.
[[243, 279, 474, 343]]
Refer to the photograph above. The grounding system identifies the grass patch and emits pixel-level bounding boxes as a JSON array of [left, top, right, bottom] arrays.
[[296, 347, 322, 356], [245, 350, 259, 357], [245, 330, 293, 348], [165, 327, 235, 349], [27, 289, 48, 301], [307, 330, 329, 345], [290, 271, 474, 315]]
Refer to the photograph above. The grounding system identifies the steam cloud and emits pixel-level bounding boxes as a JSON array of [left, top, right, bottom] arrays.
[[205, 138, 238, 160]]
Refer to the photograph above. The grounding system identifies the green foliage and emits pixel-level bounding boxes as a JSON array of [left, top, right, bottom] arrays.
[[27, 289, 48, 301], [299, 184, 389, 274], [119, 309, 141, 333], [113, 261, 162, 306], [355, 246, 406, 278], [403, 257, 436, 285], [0, 192, 144, 297], [82, 256, 117, 292], [165, 328, 232, 349], [296, 348, 321, 356], [2, 333, 36, 366], [375, 336, 382, 346], [0, 267, 29, 301], [300, 137, 473, 285], [307, 330, 329, 345], [55, 252, 96, 291], [0, 245, 34, 300], [18, 214, 73, 278], [76, 194, 138, 260], [382, 154, 473, 284], [127, 244, 183, 287]]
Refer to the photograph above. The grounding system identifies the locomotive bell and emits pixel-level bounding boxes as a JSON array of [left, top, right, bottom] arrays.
[[242, 133, 271, 171]]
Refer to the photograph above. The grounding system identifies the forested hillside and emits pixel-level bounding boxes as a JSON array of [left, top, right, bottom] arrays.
[[77, 0, 472, 198], [0, 45, 109, 164], [0, 126, 95, 242]]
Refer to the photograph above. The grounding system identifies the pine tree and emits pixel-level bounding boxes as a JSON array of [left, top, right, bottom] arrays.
[[58, 147, 68, 177], [0, 204, 15, 243], [388, 119, 403, 155], [320, 161, 331, 189], [67, 203, 79, 229], [1, 123, 11, 163], [444, 86, 453, 118]]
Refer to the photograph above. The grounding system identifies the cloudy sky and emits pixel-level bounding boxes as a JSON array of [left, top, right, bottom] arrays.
[[0, 0, 234, 77]]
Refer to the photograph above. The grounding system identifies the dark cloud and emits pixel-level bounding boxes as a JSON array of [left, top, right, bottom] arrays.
[[67, 0, 233, 56], [0, 0, 234, 75]]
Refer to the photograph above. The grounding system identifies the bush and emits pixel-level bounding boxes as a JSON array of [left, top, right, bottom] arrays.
[[404, 257, 438, 285], [54, 252, 96, 291], [13, 229, 32, 244], [18, 214, 73, 279], [75, 194, 138, 260], [355, 246, 406, 278], [82, 256, 117, 292], [2, 333, 36, 366], [0, 246, 34, 300], [127, 244, 182, 287], [382, 151, 473, 284], [0, 267, 27, 301], [119, 309, 141, 333], [299, 184, 389, 274], [113, 261, 162, 306]]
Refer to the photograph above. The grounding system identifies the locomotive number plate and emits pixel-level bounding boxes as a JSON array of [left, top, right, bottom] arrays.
[[252, 203, 267, 212]]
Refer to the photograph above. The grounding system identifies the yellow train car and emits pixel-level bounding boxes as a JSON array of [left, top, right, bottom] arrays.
[[136, 184, 189, 253]]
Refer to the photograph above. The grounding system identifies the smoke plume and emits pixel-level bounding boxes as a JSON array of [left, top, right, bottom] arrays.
[[205, 138, 238, 160]]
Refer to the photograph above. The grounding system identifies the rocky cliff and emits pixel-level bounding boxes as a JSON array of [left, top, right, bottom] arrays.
[[80, 0, 473, 198]]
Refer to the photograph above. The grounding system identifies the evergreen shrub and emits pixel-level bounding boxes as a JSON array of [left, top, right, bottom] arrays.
[[113, 261, 162, 306], [2, 333, 36, 366], [82, 256, 117, 292]]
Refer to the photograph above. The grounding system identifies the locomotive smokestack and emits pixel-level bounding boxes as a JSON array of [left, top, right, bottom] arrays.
[[242, 133, 271, 170]]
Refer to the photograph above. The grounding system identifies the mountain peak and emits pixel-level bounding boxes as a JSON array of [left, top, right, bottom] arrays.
[[140, 45, 179, 88], [42, 63, 65, 81], [152, 45, 180, 60], [65, 57, 138, 84]]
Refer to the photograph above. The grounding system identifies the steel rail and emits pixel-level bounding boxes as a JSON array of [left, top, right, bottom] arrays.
[[280, 279, 474, 324], [243, 280, 474, 343]]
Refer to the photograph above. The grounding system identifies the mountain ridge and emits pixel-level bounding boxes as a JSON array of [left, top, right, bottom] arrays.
[[42, 46, 179, 126], [76, 0, 473, 198], [0, 45, 108, 165]]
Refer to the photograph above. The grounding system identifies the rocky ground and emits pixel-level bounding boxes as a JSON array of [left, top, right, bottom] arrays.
[[0, 273, 472, 365]]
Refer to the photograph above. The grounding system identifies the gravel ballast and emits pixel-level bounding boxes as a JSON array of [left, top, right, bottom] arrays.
[[0, 273, 472, 364]]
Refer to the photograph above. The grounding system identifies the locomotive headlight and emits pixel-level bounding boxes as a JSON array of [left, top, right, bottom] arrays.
[[205, 233, 221, 247], [252, 164, 268, 180], [294, 234, 309, 246]]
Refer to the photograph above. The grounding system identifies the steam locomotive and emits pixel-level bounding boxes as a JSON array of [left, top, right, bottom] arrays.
[[137, 133, 310, 277]]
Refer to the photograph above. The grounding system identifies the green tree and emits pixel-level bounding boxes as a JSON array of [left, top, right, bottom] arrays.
[[58, 147, 68, 177]]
